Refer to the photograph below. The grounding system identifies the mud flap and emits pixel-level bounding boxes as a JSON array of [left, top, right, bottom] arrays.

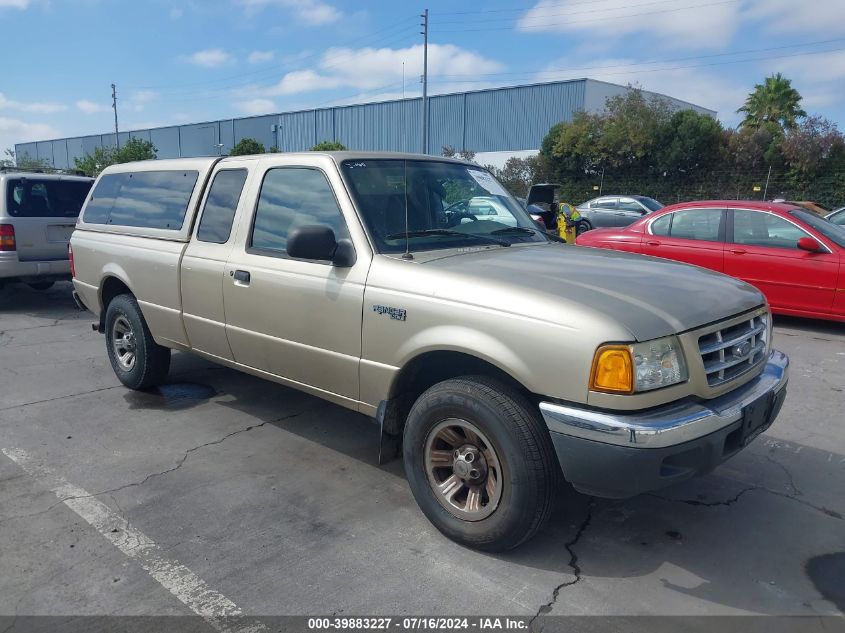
[[377, 400, 403, 465]]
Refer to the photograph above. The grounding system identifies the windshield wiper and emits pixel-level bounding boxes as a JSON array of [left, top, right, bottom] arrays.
[[490, 226, 540, 236], [385, 229, 510, 246]]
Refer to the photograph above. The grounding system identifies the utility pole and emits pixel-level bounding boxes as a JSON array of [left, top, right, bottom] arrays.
[[763, 164, 772, 200], [420, 8, 429, 155], [111, 83, 120, 150]]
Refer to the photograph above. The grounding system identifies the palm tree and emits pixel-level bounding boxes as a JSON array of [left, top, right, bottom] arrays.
[[738, 73, 807, 131]]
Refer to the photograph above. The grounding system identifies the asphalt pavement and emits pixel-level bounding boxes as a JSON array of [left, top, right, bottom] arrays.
[[0, 282, 843, 629]]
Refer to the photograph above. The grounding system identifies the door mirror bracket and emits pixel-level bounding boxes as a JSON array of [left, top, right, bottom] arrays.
[[287, 225, 356, 267]]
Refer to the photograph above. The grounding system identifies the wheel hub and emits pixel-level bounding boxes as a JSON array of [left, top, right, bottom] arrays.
[[452, 445, 487, 483]]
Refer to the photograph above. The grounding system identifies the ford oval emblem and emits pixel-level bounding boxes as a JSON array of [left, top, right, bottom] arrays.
[[732, 341, 752, 359]]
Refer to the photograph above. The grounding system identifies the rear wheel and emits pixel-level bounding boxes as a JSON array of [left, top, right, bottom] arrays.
[[105, 294, 171, 389], [403, 376, 559, 551], [28, 281, 54, 291]]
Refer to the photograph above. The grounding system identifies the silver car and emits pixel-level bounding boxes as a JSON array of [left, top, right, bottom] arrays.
[[577, 195, 664, 229], [0, 169, 93, 290], [827, 207, 845, 226]]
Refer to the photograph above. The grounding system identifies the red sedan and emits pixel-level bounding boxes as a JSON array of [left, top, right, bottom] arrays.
[[576, 200, 845, 322]]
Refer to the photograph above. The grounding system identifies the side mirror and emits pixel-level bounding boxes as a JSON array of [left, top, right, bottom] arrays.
[[287, 225, 356, 267], [797, 236, 823, 253]]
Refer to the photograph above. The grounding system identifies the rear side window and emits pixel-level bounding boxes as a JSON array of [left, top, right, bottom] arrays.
[[5, 178, 92, 218], [249, 167, 349, 257], [669, 208, 722, 242], [196, 170, 248, 243], [83, 170, 199, 230], [650, 214, 671, 236]]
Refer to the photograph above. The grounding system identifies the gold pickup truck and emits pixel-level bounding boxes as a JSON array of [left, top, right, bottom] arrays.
[[70, 153, 788, 551]]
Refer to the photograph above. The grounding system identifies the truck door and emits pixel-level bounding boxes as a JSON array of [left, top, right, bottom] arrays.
[[181, 161, 254, 360], [222, 159, 368, 402]]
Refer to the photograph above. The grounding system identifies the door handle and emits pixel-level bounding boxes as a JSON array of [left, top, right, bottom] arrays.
[[730, 249, 747, 255], [646, 241, 660, 247], [232, 269, 251, 285]]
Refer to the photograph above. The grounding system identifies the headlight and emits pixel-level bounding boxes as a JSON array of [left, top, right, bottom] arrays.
[[590, 336, 688, 394]]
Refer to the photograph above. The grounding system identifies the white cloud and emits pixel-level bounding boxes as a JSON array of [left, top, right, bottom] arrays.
[[0, 117, 59, 157], [239, 0, 341, 25], [236, 98, 277, 115], [248, 50, 275, 64], [76, 99, 109, 114], [267, 43, 504, 96], [0, 0, 29, 8], [0, 93, 66, 114], [745, 0, 845, 34], [169, 7, 183, 19], [185, 48, 234, 68], [517, 0, 740, 49]]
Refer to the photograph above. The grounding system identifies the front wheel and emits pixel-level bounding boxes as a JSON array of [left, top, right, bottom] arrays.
[[403, 376, 559, 551], [575, 220, 592, 236], [105, 294, 171, 389]]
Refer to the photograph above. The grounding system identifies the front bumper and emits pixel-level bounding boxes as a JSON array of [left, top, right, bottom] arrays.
[[540, 350, 789, 498]]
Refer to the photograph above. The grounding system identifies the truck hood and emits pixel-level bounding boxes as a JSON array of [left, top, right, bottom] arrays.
[[416, 243, 766, 341]]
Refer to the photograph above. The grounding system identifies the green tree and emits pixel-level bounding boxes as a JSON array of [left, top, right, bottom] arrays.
[[738, 73, 806, 131], [656, 109, 724, 176], [310, 140, 347, 151], [73, 138, 157, 177], [493, 155, 541, 197], [2, 148, 53, 170], [230, 138, 266, 156]]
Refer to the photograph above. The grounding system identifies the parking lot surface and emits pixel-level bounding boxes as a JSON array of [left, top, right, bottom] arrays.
[[1, 282, 843, 624]]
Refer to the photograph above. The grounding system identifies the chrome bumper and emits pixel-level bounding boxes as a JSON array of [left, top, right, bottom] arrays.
[[540, 350, 789, 449]]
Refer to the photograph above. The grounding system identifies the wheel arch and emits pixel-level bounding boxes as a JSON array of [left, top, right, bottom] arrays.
[[97, 272, 134, 332], [379, 349, 537, 437]]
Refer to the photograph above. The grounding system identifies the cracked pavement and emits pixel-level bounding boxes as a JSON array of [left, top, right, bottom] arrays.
[[1, 282, 844, 622]]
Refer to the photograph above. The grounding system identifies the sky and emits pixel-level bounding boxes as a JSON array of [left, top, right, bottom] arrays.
[[3, 0, 845, 155]]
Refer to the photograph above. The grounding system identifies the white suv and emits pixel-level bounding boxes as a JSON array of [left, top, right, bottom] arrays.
[[0, 169, 93, 290]]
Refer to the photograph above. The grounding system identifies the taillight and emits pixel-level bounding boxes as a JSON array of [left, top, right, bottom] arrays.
[[0, 224, 15, 252], [68, 242, 76, 277]]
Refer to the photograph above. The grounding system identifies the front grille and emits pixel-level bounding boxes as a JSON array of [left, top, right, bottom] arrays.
[[698, 313, 768, 387]]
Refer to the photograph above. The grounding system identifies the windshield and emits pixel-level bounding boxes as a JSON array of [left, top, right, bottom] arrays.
[[791, 209, 845, 248], [639, 197, 664, 212], [341, 159, 548, 254]]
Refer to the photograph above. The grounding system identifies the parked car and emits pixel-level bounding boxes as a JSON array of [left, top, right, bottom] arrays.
[[826, 207, 845, 226], [776, 200, 828, 216], [0, 169, 94, 290], [577, 200, 845, 322], [71, 155, 788, 551], [576, 195, 664, 229]]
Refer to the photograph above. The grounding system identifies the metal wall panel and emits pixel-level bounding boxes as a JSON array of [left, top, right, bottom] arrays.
[[465, 80, 586, 152], [81, 135, 101, 156], [36, 142, 54, 164], [16, 80, 717, 167], [218, 119, 235, 154], [279, 110, 316, 152], [315, 108, 334, 144], [66, 138, 84, 167], [428, 93, 464, 154], [583, 79, 717, 117], [14, 142, 37, 162], [180, 123, 219, 156], [51, 140, 69, 169], [150, 127, 181, 159], [233, 115, 276, 150]]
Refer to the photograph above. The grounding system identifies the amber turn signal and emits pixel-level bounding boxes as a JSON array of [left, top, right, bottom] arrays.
[[590, 345, 634, 394]]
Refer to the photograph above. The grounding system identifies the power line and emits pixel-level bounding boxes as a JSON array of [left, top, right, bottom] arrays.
[[429, 37, 845, 80], [426, 45, 845, 84], [435, 0, 741, 32]]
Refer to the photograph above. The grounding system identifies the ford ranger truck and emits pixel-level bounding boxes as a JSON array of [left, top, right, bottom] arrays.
[[70, 154, 789, 551]]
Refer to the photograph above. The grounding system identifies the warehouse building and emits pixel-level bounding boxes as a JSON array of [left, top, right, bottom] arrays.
[[15, 79, 715, 169]]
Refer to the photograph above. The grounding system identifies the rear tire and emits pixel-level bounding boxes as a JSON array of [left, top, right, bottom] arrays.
[[105, 294, 171, 390], [575, 220, 592, 236], [28, 281, 54, 291], [403, 376, 559, 551]]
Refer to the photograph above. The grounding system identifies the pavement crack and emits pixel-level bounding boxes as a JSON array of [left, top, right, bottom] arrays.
[[529, 499, 594, 630], [0, 385, 123, 412], [648, 486, 758, 507], [765, 451, 803, 496], [0, 407, 319, 526]]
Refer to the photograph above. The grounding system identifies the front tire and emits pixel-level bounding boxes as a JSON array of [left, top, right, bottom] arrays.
[[105, 294, 171, 390], [403, 376, 559, 551]]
